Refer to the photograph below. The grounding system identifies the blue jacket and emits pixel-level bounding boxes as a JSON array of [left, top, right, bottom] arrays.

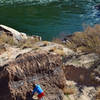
[[32, 84, 43, 95]]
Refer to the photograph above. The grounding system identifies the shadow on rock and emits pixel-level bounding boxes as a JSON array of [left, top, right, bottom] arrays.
[[26, 91, 34, 100]]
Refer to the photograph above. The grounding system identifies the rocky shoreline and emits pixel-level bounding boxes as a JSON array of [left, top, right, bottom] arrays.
[[0, 25, 100, 100]]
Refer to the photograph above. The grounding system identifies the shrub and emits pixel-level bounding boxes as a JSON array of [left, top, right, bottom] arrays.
[[63, 85, 76, 95]]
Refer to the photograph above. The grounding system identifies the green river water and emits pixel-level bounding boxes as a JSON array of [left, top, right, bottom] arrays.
[[0, 0, 100, 40]]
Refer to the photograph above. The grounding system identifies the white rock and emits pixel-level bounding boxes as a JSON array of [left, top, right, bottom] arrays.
[[0, 24, 28, 41], [0, 24, 22, 40], [20, 32, 28, 39]]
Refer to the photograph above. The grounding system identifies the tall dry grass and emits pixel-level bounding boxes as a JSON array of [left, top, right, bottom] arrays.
[[53, 24, 100, 54], [0, 31, 15, 45]]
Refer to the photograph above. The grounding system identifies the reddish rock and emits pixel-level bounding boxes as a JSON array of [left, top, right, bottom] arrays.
[[0, 51, 66, 100]]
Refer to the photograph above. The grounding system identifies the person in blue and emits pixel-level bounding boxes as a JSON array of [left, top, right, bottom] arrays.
[[32, 83, 45, 100]]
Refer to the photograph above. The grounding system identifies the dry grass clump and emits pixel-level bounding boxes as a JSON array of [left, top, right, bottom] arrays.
[[63, 85, 76, 95], [0, 32, 16, 54], [17, 37, 40, 49], [54, 49, 64, 56], [0, 31, 15, 45], [49, 48, 64, 56], [66, 25, 100, 53], [52, 38, 62, 44]]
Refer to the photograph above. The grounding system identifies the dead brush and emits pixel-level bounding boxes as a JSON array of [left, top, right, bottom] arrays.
[[68, 25, 100, 53], [53, 25, 100, 54]]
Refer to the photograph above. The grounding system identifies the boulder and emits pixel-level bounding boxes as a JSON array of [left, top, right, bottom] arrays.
[[0, 25, 27, 41], [63, 52, 100, 100], [0, 50, 66, 100]]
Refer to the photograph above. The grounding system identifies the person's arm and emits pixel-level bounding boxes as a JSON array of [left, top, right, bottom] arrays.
[[32, 87, 37, 96]]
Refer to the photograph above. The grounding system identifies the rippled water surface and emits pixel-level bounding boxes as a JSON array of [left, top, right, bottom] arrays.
[[0, 0, 100, 40]]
